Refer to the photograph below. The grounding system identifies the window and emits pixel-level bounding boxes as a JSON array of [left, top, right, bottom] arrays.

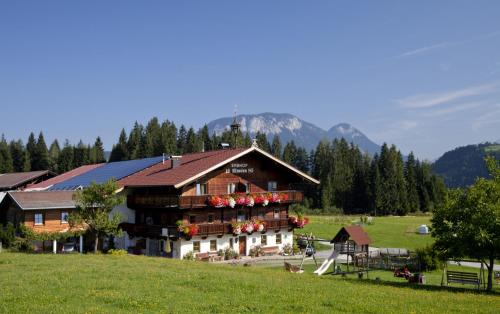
[[257, 209, 265, 219], [34, 213, 43, 225], [274, 209, 280, 219], [252, 237, 256, 244], [189, 215, 196, 224], [229, 238, 234, 248], [193, 241, 200, 253], [227, 183, 236, 194], [210, 239, 217, 251], [208, 214, 214, 223], [237, 210, 246, 222], [261, 235, 267, 246], [276, 233, 282, 244], [268, 181, 277, 192], [196, 183, 207, 195], [61, 211, 69, 224]]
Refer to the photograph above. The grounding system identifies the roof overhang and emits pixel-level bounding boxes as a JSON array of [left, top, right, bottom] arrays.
[[173, 146, 320, 189]]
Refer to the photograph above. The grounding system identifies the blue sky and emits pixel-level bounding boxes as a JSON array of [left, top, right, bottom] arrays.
[[1, 1, 499, 160]]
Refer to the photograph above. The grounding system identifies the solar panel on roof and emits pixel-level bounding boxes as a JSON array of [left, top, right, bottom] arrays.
[[49, 156, 165, 191]]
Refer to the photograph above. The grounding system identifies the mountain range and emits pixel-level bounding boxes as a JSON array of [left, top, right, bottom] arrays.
[[207, 113, 380, 154]]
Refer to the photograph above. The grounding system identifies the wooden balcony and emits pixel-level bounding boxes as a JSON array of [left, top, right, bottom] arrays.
[[197, 223, 232, 237], [119, 223, 178, 239], [127, 190, 304, 209], [120, 218, 294, 239]]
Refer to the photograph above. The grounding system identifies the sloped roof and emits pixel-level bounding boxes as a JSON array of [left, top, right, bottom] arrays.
[[119, 146, 320, 188], [7, 191, 76, 210], [0, 171, 53, 191], [49, 156, 164, 191], [26, 164, 104, 190], [331, 225, 372, 245]]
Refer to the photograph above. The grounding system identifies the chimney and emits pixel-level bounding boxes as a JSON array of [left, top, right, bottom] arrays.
[[170, 155, 182, 168]]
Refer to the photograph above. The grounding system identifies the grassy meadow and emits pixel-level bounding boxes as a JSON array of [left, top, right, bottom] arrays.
[[0, 252, 498, 314], [299, 215, 434, 250]]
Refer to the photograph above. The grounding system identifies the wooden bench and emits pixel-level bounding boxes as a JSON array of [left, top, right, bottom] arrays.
[[284, 262, 303, 273], [446, 271, 480, 290], [195, 252, 221, 262], [261, 246, 280, 256]]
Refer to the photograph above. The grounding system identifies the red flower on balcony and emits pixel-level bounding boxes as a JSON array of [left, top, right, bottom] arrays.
[[208, 196, 226, 208], [177, 220, 199, 238], [289, 215, 309, 228], [235, 195, 247, 206]]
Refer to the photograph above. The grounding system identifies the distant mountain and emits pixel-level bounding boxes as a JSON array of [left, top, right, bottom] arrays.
[[432, 142, 500, 188], [207, 112, 380, 154]]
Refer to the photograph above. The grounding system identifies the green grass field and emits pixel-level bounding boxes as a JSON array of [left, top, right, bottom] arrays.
[[299, 215, 434, 250], [0, 253, 498, 314]]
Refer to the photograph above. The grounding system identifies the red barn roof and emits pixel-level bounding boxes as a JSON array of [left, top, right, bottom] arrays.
[[331, 225, 372, 246], [26, 164, 104, 190]]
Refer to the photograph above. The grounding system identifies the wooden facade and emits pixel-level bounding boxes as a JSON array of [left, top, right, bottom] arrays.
[[123, 150, 312, 240]]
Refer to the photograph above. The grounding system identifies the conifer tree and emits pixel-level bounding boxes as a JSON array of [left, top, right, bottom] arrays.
[[48, 140, 61, 173], [405, 152, 420, 212], [109, 129, 129, 162], [26, 132, 37, 170], [270, 135, 282, 158], [282, 141, 297, 164], [91, 136, 106, 163], [145, 117, 162, 156], [58, 140, 74, 172], [185, 127, 198, 153], [0, 135, 14, 173], [177, 125, 187, 154], [255, 132, 270, 152], [33, 132, 50, 170], [9, 140, 26, 172]]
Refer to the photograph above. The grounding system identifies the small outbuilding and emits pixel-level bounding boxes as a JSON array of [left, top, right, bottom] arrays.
[[330, 225, 372, 254], [330, 225, 372, 273]]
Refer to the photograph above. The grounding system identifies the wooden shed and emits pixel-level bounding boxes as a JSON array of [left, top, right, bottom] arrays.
[[330, 225, 371, 254]]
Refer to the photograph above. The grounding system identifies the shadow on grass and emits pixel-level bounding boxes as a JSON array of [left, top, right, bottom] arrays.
[[323, 272, 500, 296]]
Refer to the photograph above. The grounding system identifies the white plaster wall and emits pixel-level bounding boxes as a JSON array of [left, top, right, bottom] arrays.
[[177, 230, 294, 259]]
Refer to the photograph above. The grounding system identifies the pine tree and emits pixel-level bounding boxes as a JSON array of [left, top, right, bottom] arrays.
[[26, 132, 37, 170], [128, 122, 145, 159], [405, 152, 420, 213], [32, 132, 50, 170], [91, 137, 106, 163], [109, 129, 129, 162], [255, 132, 270, 152], [0, 135, 14, 173], [145, 118, 162, 156], [73, 140, 89, 167], [184, 127, 198, 153], [198, 125, 211, 152], [282, 141, 297, 164], [48, 140, 61, 173], [9, 140, 26, 172], [177, 125, 187, 154], [270, 135, 282, 158], [294, 147, 309, 173], [58, 140, 74, 172]]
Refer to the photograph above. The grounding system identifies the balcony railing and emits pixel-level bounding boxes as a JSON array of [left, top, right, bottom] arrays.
[[120, 218, 293, 239], [127, 190, 303, 209]]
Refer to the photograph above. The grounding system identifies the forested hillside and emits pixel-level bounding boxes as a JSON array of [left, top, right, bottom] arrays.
[[432, 143, 500, 188]]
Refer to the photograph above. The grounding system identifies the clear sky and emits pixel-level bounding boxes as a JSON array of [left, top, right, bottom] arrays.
[[1, 1, 499, 160]]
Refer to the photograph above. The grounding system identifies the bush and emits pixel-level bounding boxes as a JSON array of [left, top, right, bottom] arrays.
[[281, 243, 293, 255], [416, 245, 443, 271], [0, 223, 16, 248], [10, 237, 34, 252], [223, 247, 238, 260], [107, 249, 127, 256], [249, 245, 263, 258], [183, 250, 195, 261]]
